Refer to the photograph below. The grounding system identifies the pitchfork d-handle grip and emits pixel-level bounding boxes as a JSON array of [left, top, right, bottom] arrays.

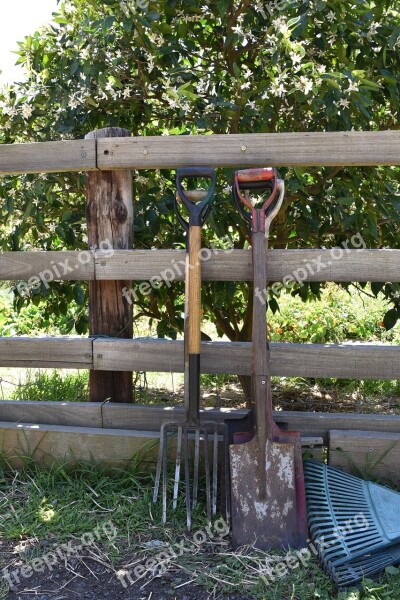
[[176, 167, 216, 228]]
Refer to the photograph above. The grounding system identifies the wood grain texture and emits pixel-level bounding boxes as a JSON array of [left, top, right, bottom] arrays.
[[0, 249, 398, 282], [0, 403, 397, 438], [92, 338, 400, 379], [0, 336, 398, 380], [275, 412, 400, 445], [0, 401, 250, 431], [329, 430, 400, 483], [0, 401, 101, 427], [97, 131, 400, 170], [0, 140, 96, 175], [0, 337, 92, 368], [0, 422, 161, 469], [0, 421, 323, 470], [0, 251, 94, 281], [86, 127, 133, 403], [94, 249, 400, 282], [101, 403, 250, 430], [187, 226, 202, 354]]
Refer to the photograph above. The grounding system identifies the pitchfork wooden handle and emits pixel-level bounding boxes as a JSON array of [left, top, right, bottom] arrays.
[[187, 226, 202, 356]]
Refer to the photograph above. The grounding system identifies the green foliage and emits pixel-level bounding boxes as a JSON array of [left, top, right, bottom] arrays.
[[0, 0, 400, 340], [337, 571, 400, 599], [269, 283, 400, 344], [0, 283, 85, 336], [9, 370, 89, 401]]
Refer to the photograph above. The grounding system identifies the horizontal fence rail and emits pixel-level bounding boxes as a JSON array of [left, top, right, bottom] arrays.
[[0, 140, 97, 175], [1, 131, 400, 176], [0, 337, 398, 379], [95, 249, 400, 282], [2, 422, 314, 469], [0, 338, 93, 369], [0, 403, 400, 472], [98, 131, 400, 169], [92, 338, 400, 379], [1, 249, 399, 282], [0, 401, 249, 429], [0, 251, 94, 281], [328, 430, 400, 482], [0, 401, 399, 442]]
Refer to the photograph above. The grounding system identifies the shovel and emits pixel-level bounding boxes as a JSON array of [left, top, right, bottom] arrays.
[[153, 167, 230, 530], [230, 168, 307, 550]]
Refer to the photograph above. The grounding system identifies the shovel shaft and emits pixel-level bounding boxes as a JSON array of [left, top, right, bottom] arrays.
[[252, 227, 274, 440]]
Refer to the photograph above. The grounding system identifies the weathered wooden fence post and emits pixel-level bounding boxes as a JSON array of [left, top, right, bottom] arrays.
[[85, 127, 133, 403]]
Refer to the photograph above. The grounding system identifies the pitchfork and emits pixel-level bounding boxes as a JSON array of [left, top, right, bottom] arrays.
[[153, 168, 230, 530]]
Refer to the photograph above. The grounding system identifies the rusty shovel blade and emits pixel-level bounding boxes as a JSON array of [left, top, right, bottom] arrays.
[[229, 437, 299, 550]]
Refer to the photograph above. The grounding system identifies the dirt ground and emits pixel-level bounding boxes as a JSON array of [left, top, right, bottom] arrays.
[[0, 537, 250, 600]]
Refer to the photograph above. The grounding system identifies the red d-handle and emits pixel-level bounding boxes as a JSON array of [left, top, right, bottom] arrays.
[[233, 168, 278, 232]]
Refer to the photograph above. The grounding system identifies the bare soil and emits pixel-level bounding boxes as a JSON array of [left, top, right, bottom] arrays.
[[1, 537, 250, 600]]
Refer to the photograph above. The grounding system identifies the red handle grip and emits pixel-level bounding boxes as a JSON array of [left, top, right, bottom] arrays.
[[233, 168, 278, 232], [236, 168, 276, 185]]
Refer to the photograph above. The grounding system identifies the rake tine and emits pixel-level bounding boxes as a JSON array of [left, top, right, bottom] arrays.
[[153, 421, 165, 504], [183, 426, 192, 530], [192, 429, 200, 509], [162, 425, 168, 525], [212, 426, 219, 516], [172, 426, 183, 510], [203, 427, 212, 524]]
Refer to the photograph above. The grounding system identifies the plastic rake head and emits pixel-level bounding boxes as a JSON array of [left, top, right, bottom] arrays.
[[304, 461, 400, 569], [328, 542, 400, 589]]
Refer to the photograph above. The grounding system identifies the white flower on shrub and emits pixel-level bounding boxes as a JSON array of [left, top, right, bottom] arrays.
[[295, 76, 313, 95], [21, 104, 33, 119]]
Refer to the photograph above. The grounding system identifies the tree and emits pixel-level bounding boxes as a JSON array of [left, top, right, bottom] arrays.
[[1, 0, 400, 400]]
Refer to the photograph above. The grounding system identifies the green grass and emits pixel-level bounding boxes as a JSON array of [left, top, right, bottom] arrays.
[[0, 460, 174, 542], [1, 460, 400, 599], [8, 369, 89, 402], [273, 376, 400, 408]]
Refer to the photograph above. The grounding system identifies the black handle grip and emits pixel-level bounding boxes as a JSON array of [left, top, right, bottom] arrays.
[[176, 167, 216, 180], [237, 180, 275, 191], [175, 167, 216, 228]]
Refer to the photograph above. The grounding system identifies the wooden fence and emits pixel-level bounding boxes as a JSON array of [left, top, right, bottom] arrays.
[[1, 129, 400, 479]]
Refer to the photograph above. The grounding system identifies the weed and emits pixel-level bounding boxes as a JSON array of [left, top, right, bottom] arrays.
[[9, 370, 89, 402], [0, 580, 8, 600]]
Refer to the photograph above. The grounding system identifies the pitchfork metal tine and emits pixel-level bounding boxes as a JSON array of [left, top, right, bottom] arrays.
[[203, 427, 212, 524], [162, 426, 168, 525], [172, 426, 183, 510], [224, 426, 231, 524], [192, 429, 200, 509], [183, 426, 192, 530], [153, 422, 165, 504], [212, 426, 219, 516]]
